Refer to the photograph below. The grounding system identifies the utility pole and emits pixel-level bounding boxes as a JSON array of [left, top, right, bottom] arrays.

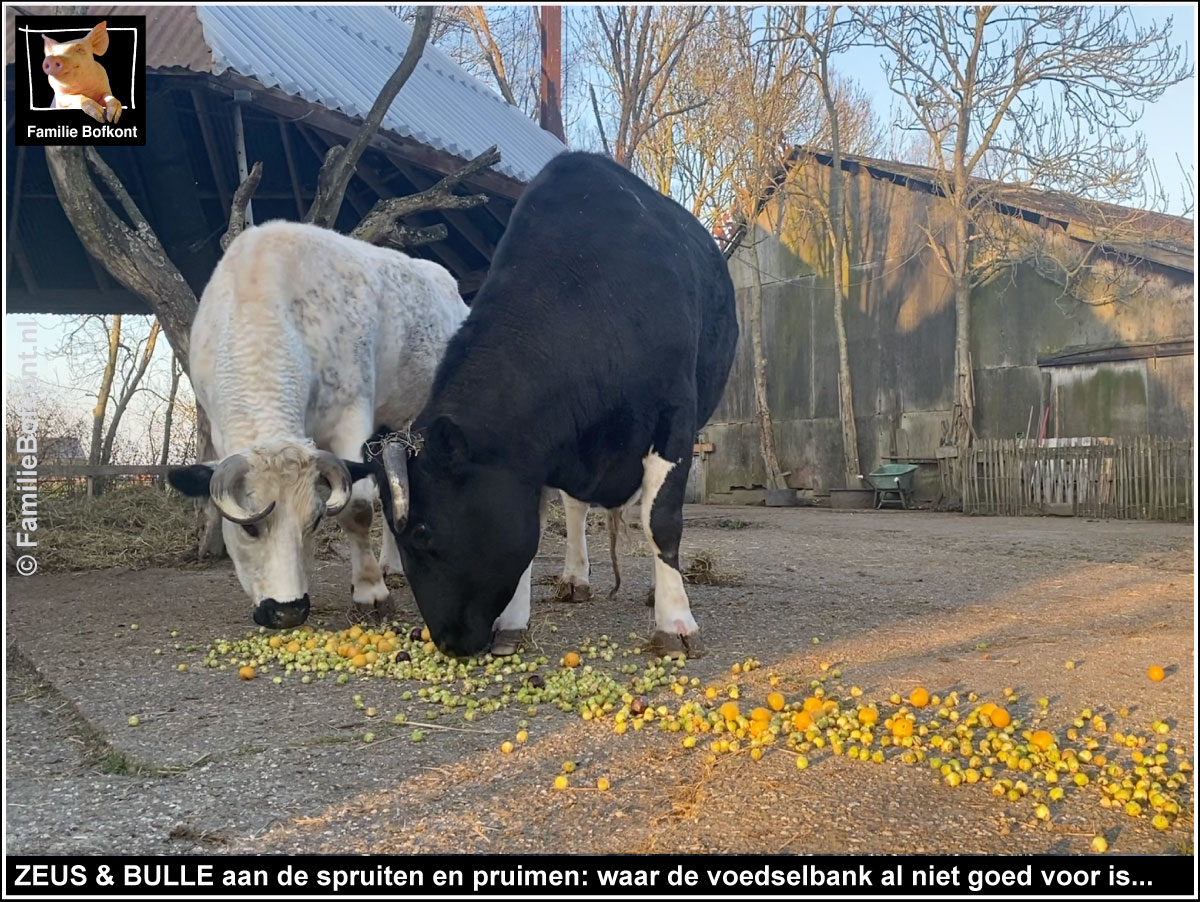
[[539, 6, 565, 141]]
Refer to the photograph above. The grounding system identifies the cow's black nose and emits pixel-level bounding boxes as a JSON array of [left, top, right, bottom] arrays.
[[254, 595, 310, 629]]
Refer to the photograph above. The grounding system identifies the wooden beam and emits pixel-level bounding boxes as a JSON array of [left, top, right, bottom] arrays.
[[5, 289, 153, 316], [1037, 339, 1193, 368], [7, 145, 26, 281], [457, 269, 490, 295], [210, 73, 529, 201], [37, 464, 176, 478], [10, 233, 38, 294], [191, 87, 233, 214], [278, 117, 307, 218]]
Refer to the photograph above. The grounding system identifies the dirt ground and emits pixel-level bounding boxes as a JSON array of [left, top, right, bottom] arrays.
[[5, 505, 1194, 855]]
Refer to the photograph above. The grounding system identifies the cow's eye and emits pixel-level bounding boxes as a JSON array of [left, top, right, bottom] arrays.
[[242, 523, 260, 538], [411, 523, 432, 550]]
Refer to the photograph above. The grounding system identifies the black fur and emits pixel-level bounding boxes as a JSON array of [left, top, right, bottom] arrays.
[[380, 152, 738, 656]]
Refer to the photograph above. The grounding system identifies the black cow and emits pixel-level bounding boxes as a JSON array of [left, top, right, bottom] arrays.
[[372, 152, 738, 658]]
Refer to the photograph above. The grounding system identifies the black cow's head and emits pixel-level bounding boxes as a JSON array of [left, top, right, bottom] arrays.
[[372, 418, 541, 657]]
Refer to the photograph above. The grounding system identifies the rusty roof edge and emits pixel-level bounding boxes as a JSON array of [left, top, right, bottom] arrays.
[[795, 147, 1194, 276], [799, 147, 1193, 240]]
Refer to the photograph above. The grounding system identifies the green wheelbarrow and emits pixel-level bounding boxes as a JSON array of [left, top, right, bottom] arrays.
[[863, 463, 919, 510]]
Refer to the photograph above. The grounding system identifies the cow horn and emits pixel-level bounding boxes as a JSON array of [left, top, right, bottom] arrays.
[[379, 440, 411, 532], [210, 454, 276, 526], [315, 451, 353, 516]]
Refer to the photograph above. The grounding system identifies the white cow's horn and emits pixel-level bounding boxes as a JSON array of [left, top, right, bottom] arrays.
[[210, 454, 276, 526], [380, 440, 410, 532], [315, 451, 353, 516]]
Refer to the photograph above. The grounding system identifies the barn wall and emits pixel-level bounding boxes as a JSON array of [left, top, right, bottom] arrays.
[[707, 161, 1194, 499]]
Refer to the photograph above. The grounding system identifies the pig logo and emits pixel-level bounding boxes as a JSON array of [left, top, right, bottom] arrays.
[[16, 14, 146, 147], [42, 21, 123, 124]]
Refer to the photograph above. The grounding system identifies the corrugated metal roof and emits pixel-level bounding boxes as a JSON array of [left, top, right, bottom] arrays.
[[6, 5, 564, 184], [193, 6, 565, 184]]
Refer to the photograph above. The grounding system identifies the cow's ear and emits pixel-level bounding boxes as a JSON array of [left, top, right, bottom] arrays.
[[343, 460, 374, 483], [428, 415, 470, 472], [87, 21, 109, 55], [168, 464, 215, 497]]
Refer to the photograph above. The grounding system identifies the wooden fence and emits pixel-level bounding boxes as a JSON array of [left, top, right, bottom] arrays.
[[963, 437, 1193, 521], [6, 464, 174, 496]]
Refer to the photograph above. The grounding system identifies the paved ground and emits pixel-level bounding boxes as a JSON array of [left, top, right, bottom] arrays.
[[5, 506, 1193, 855]]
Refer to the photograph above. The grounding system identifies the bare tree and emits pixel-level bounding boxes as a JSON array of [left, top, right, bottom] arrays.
[[87, 314, 121, 472], [158, 355, 183, 470], [857, 6, 1192, 480], [391, 6, 546, 117], [689, 7, 816, 491], [99, 320, 160, 470], [787, 6, 866, 488], [305, 8, 435, 227], [585, 6, 711, 166]]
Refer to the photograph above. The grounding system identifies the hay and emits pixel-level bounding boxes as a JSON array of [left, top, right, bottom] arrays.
[[7, 483, 409, 577], [680, 550, 740, 586], [7, 483, 198, 573]]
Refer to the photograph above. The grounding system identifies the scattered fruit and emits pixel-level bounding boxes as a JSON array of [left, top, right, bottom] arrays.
[[1148, 665, 1166, 682]]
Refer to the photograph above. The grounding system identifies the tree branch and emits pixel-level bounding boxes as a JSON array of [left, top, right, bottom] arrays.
[[351, 145, 501, 247], [220, 161, 264, 251], [306, 7, 435, 228], [589, 84, 612, 157], [46, 146, 198, 372]]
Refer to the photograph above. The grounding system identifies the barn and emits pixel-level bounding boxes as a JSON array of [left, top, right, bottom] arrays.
[[706, 149, 1194, 514], [4, 5, 567, 317]]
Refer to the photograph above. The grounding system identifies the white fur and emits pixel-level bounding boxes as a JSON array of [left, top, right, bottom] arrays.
[[190, 221, 468, 608], [494, 563, 533, 631], [640, 451, 698, 636], [558, 491, 591, 588]]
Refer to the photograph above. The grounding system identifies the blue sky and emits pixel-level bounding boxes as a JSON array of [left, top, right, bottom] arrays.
[[5, 4, 1196, 413], [830, 4, 1196, 215]]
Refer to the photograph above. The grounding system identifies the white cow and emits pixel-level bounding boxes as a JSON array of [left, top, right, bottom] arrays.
[[169, 221, 467, 628]]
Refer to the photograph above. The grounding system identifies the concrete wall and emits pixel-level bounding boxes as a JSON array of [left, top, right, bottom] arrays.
[[705, 162, 1194, 499]]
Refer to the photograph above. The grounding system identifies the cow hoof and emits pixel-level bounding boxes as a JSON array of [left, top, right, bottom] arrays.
[[491, 629, 525, 656], [644, 587, 655, 608], [254, 595, 310, 629], [553, 580, 591, 603], [352, 596, 395, 623], [650, 629, 705, 659]]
